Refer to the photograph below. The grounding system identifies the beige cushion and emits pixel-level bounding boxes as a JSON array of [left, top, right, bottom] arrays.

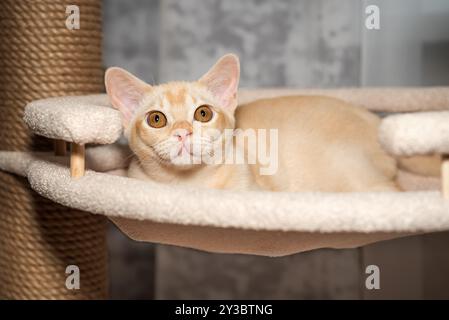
[[379, 112, 449, 156], [0, 150, 445, 256], [23, 95, 122, 145], [2, 87, 448, 256], [22, 87, 449, 146]]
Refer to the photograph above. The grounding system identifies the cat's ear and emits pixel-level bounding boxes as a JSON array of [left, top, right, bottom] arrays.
[[199, 54, 240, 112], [105, 67, 151, 128]]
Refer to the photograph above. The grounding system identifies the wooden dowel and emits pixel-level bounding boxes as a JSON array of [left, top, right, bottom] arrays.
[[70, 143, 85, 178], [54, 140, 67, 156], [442, 154, 449, 199]]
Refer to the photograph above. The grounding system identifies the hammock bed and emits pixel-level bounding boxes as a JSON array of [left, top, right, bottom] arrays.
[[1, 88, 449, 256]]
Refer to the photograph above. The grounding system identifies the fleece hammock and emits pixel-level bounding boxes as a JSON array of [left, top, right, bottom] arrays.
[[1, 88, 449, 257]]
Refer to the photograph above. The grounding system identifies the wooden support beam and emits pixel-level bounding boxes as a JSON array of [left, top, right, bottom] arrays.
[[442, 154, 449, 199], [70, 143, 85, 178]]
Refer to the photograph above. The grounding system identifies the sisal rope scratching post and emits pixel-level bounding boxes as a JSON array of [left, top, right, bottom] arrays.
[[0, 0, 108, 299]]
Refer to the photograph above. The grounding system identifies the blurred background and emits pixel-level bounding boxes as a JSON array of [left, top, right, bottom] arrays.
[[102, 0, 449, 299]]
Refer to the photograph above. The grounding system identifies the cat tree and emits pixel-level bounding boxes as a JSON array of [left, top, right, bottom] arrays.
[[1, 88, 449, 257], [2, 0, 449, 300]]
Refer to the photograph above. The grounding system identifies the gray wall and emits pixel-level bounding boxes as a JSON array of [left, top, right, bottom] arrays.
[[102, 0, 449, 299], [156, 0, 361, 299], [103, 0, 160, 299], [159, 0, 361, 87]]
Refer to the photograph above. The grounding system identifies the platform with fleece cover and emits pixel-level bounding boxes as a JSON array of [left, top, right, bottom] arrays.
[[1, 88, 449, 256]]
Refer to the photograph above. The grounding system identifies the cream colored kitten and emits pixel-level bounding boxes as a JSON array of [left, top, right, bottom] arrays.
[[105, 54, 403, 192]]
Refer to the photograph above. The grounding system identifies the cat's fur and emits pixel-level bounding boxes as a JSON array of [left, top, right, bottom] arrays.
[[105, 54, 431, 192]]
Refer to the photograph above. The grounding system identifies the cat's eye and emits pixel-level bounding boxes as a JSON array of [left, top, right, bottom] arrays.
[[146, 111, 167, 128], [194, 105, 213, 122]]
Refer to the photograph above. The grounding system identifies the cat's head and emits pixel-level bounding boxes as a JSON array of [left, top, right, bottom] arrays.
[[105, 54, 240, 169]]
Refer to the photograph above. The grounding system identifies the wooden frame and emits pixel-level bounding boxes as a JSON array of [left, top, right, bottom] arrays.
[[54, 140, 85, 178], [70, 143, 85, 178]]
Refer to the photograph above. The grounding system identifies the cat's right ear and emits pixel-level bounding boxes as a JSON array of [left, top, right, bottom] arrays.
[[105, 67, 150, 128], [199, 54, 240, 112]]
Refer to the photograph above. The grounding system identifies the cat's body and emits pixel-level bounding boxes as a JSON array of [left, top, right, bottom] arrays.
[[127, 94, 398, 192], [238, 95, 398, 192], [105, 54, 435, 193]]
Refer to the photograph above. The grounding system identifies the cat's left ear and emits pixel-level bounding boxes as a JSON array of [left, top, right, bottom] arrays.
[[105, 67, 151, 128], [199, 54, 240, 112]]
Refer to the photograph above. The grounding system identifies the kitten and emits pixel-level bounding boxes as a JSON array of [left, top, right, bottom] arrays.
[[105, 54, 402, 192]]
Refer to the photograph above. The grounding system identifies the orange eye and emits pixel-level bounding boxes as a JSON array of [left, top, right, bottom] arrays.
[[194, 105, 213, 122], [146, 111, 167, 128]]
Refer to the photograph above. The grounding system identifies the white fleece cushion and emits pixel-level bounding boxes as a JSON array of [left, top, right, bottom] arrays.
[[21, 87, 449, 146], [25, 158, 449, 255], [0, 145, 130, 176], [4, 87, 449, 255], [25, 159, 449, 234], [23, 95, 123, 145], [0, 149, 447, 256], [379, 112, 449, 156]]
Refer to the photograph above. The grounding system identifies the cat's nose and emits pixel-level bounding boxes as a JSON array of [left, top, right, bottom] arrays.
[[173, 129, 192, 141], [172, 121, 193, 141]]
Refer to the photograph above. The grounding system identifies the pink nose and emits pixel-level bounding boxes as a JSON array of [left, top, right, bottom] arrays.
[[173, 129, 192, 141]]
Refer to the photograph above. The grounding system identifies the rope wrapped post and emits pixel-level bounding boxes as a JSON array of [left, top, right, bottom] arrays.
[[0, 0, 108, 299]]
